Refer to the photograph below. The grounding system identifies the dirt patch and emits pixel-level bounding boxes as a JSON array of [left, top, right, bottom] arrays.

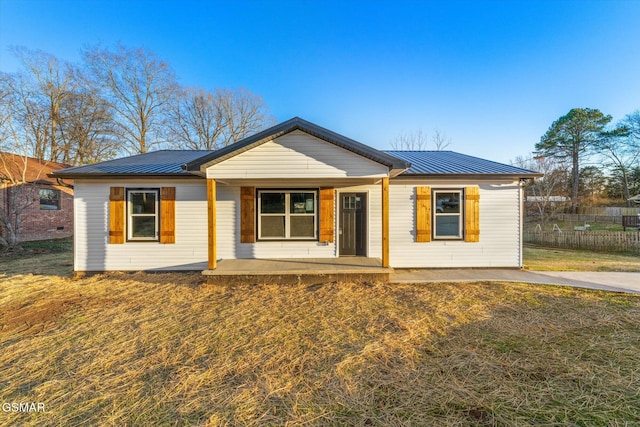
[[0, 297, 82, 331]]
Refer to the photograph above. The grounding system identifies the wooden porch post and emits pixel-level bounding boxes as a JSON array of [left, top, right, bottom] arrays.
[[207, 178, 217, 270], [382, 177, 390, 268]]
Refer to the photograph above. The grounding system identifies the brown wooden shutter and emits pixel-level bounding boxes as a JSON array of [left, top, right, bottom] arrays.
[[415, 186, 431, 242], [240, 187, 255, 243], [160, 187, 176, 244], [465, 186, 480, 242], [319, 187, 335, 243], [109, 187, 125, 244]]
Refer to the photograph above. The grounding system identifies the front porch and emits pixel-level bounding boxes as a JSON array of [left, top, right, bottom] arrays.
[[203, 257, 392, 284]]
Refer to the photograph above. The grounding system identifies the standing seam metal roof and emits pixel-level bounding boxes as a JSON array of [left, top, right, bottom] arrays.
[[49, 150, 212, 177], [50, 144, 539, 178], [384, 150, 539, 176]]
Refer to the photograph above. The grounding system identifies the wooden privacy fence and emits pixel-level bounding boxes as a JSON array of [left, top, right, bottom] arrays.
[[577, 207, 640, 216], [524, 230, 640, 253]]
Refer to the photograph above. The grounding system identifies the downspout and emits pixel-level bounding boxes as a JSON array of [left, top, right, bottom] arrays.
[[516, 180, 522, 268], [518, 178, 534, 269], [56, 178, 74, 189]]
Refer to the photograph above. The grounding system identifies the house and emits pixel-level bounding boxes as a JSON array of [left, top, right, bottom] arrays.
[[50, 117, 540, 273], [1, 152, 74, 244]]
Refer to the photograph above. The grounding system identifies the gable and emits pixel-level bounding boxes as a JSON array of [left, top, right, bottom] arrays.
[[186, 117, 410, 174], [205, 130, 389, 179]]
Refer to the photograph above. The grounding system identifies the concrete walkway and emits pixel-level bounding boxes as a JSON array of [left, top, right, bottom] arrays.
[[390, 269, 640, 294]]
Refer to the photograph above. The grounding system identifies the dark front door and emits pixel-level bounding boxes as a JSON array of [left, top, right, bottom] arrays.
[[339, 193, 367, 256]]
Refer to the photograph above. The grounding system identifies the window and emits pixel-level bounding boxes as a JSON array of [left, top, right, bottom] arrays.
[[127, 189, 159, 241], [39, 188, 60, 210], [433, 190, 462, 239], [258, 190, 317, 239]]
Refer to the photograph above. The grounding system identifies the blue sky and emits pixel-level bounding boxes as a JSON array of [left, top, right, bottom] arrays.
[[1, 0, 639, 163]]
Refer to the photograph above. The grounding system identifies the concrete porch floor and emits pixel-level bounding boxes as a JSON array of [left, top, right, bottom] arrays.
[[203, 257, 392, 284]]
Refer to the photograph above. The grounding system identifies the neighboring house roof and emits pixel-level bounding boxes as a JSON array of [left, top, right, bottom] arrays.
[[50, 150, 212, 178], [0, 152, 71, 184], [184, 117, 411, 174], [386, 151, 541, 177]]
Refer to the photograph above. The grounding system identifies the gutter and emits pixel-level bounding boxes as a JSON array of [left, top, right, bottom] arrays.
[[392, 172, 544, 180], [47, 172, 205, 180]]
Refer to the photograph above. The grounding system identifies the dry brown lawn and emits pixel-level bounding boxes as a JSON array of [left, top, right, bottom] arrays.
[[1, 266, 639, 426], [524, 245, 640, 272]]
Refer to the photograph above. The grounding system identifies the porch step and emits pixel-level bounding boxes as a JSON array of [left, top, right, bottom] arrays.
[[202, 258, 391, 284], [202, 271, 391, 285]]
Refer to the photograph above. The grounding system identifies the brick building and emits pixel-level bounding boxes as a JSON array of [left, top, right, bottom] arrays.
[[0, 153, 73, 243]]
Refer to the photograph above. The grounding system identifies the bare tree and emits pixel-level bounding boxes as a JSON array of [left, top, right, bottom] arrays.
[[3, 48, 117, 165], [82, 44, 178, 154], [431, 129, 452, 150], [167, 87, 223, 150], [513, 155, 569, 224], [0, 93, 48, 248], [216, 88, 273, 147], [58, 88, 119, 165], [595, 111, 640, 203], [391, 129, 453, 150], [10, 47, 76, 162], [391, 129, 429, 150], [168, 87, 273, 150], [1, 71, 48, 160], [0, 154, 46, 248]]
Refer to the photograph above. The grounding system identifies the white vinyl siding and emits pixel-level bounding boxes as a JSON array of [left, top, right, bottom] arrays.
[[73, 177, 522, 270], [206, 131, 389, 179], [216, 183, 381, 260], [74, 179, 207, 271], [389, 179, 522, 268]]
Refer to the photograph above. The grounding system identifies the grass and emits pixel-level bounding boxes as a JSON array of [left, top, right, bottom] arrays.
[[0, 276, 639, 426], [0, 238, 73, 277], [524, 245, 640, 272], [1, 243, 640, 425]]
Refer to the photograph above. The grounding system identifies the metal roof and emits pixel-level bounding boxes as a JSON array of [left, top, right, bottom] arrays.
[[385, 151, 540, 176], [185, 117, 411, 173], [49, 150, 212, 178], [50, 141, 540, 179]]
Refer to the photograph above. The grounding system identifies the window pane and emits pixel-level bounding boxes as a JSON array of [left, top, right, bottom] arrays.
[[131, 216, 156, 238], [290, 216, 314, 238], [261, 193, 285, 214], [261, 216, 285, 238], [435, 192, 460, 213], [290, 192, 315, 213], [435, 216, 460, 237], [39, 189, 60, 210], [131, 192, 156, 214]]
